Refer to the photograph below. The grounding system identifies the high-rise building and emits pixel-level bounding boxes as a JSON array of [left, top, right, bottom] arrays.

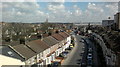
[[114, 12, 120, 30], [102, 20, 114, 27]]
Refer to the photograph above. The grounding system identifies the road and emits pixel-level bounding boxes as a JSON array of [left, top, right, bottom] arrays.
[[84, 37, 99, 66], [61, 35, 99, 67], [61, 35, 85, 66]]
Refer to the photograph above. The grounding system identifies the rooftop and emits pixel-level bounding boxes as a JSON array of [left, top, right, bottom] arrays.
[[12, 44, 37, 60], [26, 39, 49, 53], [59, 32, 69, 38], [42, 36, 58, 46], [51, 33, 64, 41], [0, 45, 24, 61]]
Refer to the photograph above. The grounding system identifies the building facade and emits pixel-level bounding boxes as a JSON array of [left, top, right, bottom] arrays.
[[102, 20, 115, 30], [102, 20, 114, 27], [114, 12, 120, 30]]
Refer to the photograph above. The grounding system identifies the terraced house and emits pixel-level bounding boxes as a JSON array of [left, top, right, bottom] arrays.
[[0, 32, 71, 67], [51, 33, 65, 53], [25, 40, 50, 65], [59, 32, 71, 51], [42, 36, 59, 64]]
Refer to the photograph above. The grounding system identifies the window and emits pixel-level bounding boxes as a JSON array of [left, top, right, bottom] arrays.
[[39, 54, 41, 59], [47, 58, 49, 63], [42, 52, 44, 57]]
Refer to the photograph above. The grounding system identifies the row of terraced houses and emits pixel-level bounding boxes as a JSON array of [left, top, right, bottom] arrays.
[[0, 32, 71, 67]]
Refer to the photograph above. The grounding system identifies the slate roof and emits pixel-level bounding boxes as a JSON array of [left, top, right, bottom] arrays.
[[48, 36, 59, 44], [42, 36, 58, 46], [12, 44, 37, 60], [51, 34, 64, 41], [59, 32, 68, 38], [26, 39, 49, 53], [63, 32, 69, 37]]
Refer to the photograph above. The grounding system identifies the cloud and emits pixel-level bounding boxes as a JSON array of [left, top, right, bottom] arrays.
[[1, 0, 37, 2], [53, 0, 65, 3], [1, 2, 118, 23], [88, 3, 104, 12], [85, 2, 117, 21], [2, 2, 47, 22], [105, 3, 118, 13], [2, 0, 120, 2]]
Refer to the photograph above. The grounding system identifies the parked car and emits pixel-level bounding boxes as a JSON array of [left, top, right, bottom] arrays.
[[88, 48, 92, 53], [87, 53, 92, 59], [62, 51, 69, 54], [61, 51, 69, 58], [82, 51, 85, 53], [51, 62, 61, 67], [87, 59, 93, 65], [80, 53, 83, 56], [77, 59, 82, 64], [77, 59, 81, 65], [81, 62, 86, 66], [65, 47, 72, 50], [58, 54, 64, 58], [82, 47, 85, 50]]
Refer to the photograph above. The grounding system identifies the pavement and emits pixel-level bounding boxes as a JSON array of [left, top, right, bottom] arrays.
[[61, 35, 85, 66]]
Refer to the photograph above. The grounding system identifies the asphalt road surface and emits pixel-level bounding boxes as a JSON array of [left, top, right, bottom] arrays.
[[84, 38, 99, 67], [61, 35, 85, 66]]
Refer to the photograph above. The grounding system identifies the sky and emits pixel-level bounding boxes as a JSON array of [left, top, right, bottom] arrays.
[[0, 0, 119, 23]]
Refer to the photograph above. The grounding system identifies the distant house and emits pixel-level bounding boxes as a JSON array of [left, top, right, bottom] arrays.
[[0, 45, 25, 67], [25, 39, 50, 65]]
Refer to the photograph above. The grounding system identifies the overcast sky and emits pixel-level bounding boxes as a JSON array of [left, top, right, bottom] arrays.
[[1, 0, 118, 23]]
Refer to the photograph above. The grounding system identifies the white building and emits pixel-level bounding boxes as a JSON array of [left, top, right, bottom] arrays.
[[0, 55, 25, 67], [0, 45, 25, 67]]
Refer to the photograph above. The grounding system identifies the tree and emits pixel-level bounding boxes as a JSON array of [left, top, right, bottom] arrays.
[[55, 30, 59, 33], [48, 32, 52, 36]]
